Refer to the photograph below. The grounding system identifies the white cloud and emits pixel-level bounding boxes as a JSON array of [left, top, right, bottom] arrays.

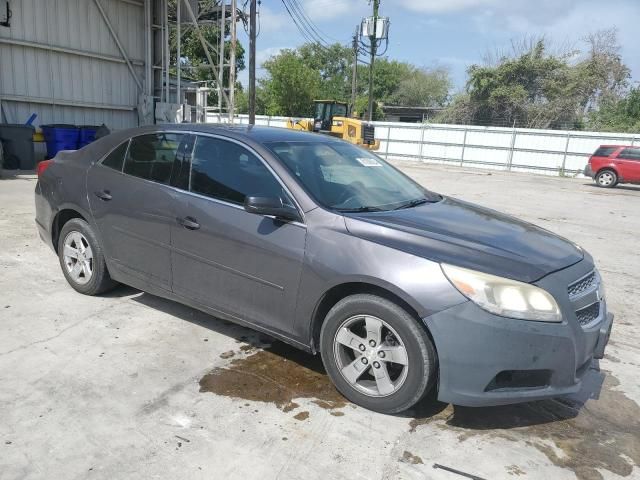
[[300, 0, 357, 21], [257, 5, 289, 34], [396, 0, 500, 14]]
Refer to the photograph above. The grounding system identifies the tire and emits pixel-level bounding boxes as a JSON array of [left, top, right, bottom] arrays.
[[320, 294, 437, 414], [57, 218, 117, 295], [595, 169, 618, 188]]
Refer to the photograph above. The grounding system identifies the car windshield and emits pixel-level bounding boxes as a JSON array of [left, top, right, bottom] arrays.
[[265, 141, 441, 212]]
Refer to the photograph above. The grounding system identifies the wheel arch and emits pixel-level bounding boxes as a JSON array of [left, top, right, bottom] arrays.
[[51, 207, 89, 253], [596, 166, 619, 177], [309, 280, 436, 354]]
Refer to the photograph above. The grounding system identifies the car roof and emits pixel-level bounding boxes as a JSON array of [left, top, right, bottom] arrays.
[[113, 123, 341, 146], [597, 145, 636, 149]]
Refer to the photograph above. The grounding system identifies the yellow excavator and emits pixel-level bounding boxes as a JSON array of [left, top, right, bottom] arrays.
[[286, 100, 380, 150]]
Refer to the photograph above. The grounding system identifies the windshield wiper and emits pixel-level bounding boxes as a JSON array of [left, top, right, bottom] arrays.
[[337, 206, 385, 213], [393, 198, 432, 210]]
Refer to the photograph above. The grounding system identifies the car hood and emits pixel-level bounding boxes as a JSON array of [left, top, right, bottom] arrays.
[[343, 197, 583, 283]]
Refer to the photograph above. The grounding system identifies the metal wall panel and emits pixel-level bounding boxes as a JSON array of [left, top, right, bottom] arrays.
[[0, 0, 145, 129]]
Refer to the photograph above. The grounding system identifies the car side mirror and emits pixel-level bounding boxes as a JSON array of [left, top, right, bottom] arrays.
[[244, 196, 299, 222]]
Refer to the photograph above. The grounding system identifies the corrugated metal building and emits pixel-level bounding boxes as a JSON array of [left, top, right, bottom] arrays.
[[0, 0, 148, 129]]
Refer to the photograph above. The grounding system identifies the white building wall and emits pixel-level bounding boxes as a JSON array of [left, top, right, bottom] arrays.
[[0, 0, 145, 129]]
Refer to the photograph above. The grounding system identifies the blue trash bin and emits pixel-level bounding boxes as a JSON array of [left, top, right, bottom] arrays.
[[78, 125, 101, 148], [41, 124, 80, 158]]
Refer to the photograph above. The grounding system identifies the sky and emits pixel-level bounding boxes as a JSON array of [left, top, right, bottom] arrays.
[[236, 0, 640, 92]]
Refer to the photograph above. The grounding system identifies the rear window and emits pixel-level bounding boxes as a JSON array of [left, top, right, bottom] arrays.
[[592, 147, 617, 157], [123, 133, 183, 185]]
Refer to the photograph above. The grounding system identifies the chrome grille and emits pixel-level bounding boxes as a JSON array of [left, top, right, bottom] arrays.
[[568, 271, 596, 298], [575, 302, 600, 326], [567, 270, 602, 328]]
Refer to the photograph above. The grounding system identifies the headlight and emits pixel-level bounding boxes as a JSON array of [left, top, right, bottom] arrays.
[[441, 264, 562, 322]]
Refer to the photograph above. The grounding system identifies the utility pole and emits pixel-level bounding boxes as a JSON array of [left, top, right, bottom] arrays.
[[176, 0, 181, 106], [351, 25, 358, 116], [367, 0, 379, 122], [218, 0, 226, 116], [248, 0, 256, 125], [229, 0, 237, 123]]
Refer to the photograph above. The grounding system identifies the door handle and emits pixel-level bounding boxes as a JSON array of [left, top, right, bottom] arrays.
[[94, 190, 112, 201], [177, 216, 200, 230]]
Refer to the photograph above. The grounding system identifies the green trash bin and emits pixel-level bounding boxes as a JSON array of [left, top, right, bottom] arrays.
[[0, 124, 36, 170]]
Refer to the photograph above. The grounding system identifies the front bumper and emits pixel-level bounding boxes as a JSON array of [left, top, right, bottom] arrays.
[[423, 261, 613, 407]]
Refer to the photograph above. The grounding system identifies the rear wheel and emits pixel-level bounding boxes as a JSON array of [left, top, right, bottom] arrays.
[[595, 169, 617, 188], [58, 218, 117, 295], [320, 294, 437, 414]]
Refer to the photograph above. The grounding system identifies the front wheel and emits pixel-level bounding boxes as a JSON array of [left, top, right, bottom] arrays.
[[320, 294, 437, 414], [595, 169, 617, 188]]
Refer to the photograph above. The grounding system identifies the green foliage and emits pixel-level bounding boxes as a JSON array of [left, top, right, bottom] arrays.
[[439, 31, 634, 130], [390, 67, 450, 107], [354, 96, 383, 120], [256, 44, 452, 117], [259, 50, 321, 117], [587, 87, 640, 132], [297, 43, 353, 101]]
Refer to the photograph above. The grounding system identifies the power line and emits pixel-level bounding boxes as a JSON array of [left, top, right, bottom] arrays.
[[281, 0, 333, 51], [289, 0, 339, 44]]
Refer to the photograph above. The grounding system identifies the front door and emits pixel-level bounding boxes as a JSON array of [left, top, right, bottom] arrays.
[[170, 135, 307, 335], [87, 132, 184, 291], [615, 147, 640, 182]]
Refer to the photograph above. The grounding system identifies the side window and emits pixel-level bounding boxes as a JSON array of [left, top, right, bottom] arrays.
[[123, 133, 183, 184], [101, 141, 129, 171], [170, 134, 196, 190], [619, 148, 640, 161], [190, 136, 286, 205]]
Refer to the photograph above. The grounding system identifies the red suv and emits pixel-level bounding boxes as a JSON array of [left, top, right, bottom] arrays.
[[585, 145, 640, 188]]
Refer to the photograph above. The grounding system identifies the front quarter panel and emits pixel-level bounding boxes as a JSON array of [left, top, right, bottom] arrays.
[[294, 208, 467, 344]]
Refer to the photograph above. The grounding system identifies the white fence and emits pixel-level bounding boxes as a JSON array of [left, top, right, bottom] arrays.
[[205, 113, 639, 177]]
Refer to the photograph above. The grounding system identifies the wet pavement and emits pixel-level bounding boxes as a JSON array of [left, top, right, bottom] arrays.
[[1, 166, 639, 480]]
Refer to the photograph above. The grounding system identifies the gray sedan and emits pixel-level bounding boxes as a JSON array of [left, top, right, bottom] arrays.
[[35, 124, 613, 413]]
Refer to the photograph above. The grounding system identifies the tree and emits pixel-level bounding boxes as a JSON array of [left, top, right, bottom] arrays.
[[259, 50, 321, 116], [297, 43, 353, 101], [587, 87, 640, 132], [357, 59, 413, 103], [438, 31, 633, 130], [390, 67, 451, 107]]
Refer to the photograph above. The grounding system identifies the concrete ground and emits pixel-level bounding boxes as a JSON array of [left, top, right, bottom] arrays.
[[1, 163, 639, 480]]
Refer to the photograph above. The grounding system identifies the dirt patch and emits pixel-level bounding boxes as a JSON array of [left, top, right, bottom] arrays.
[[400, 451, 423, 465], [408, 369, 640, 480], [199, 341, 347, 412], [293, 411, 309, 421]]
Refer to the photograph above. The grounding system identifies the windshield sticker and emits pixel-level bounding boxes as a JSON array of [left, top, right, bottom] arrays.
[[356, 157, 383, 167]]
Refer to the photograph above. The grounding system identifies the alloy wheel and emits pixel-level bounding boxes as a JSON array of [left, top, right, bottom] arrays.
[[333, 315, 409, 397], [598, 172, 615, 186], [62, 231, 94, 285]]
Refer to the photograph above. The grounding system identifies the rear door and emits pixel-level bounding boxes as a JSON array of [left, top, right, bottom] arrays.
[[87, 132, 184, 291], [170, 134, 307, 335], [615, 147, 640, 182]]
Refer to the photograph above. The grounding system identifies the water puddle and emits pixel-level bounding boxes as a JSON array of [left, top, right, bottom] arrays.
[[200, 339, 639, 479], [408, 369, 640, 480], [200, 340, 347, 414]]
